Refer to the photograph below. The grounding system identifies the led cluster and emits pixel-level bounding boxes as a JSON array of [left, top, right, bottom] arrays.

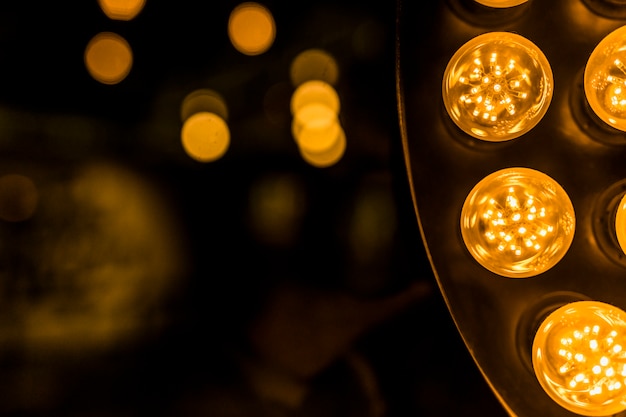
[[533, 301, 626, 416], [460, 168, 575, 278], [442, 32, 553, 141]]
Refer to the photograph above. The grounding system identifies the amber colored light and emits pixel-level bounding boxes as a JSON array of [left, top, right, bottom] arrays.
[[290, 80, 340, 116], [181, 112, 230, 163], [533, 301, 626, 416], [290, 49, 339, 87], [299, 127, 346, 168], [228, 2, 276, 56], [98, 0, 145, 21], [460, 167, 575, 278], [0, 174, 38, 222], [615, 193, 626, 255], [292, 103, 342, 153], [585, 26, 626, 132], [180, 89, 229, 122], [84, 32, 133, 85], [442, 32, 553, 141], [474, 0, 528, 7]]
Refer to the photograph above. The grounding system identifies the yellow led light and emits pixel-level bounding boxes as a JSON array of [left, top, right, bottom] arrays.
[[533, 301, 626, 416], [584, 26, 626, 132], [442, 32, 553, 141], [474, 0, 528, 7], [460, 168, 575, 278]]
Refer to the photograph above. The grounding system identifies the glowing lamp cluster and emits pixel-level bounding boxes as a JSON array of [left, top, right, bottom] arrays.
[[533, 301, 626, 416], [442, 32, 553, 141], [584, 25, 626, 132], [290, 80, 346, 167], [460, 168, 575, 278]]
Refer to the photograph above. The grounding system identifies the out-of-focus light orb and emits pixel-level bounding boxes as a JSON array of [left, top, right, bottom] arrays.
[[292, 103, 341, 153], [474, 0, 528, 7], [615, 192, 626, 255], [290, 49, 339, 86], [180, 89, 229, 122], [585, 26, 626, 132], [98, 0, 146, 21], [299, 127, 346, 168], [84, 32, 133, 85], [0, 174, 38, 222], [181, 112, 230, 163], [442, 32, 553, 141], [228, 2, 276, 56], [290, 80, 340, 115], [533, 301, 626, 416], [460, 167, 575, 278]]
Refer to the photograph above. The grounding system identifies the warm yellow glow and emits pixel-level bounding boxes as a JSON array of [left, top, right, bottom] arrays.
[[84, 32, 133, 85], [290, 49, 339, 87], [180, 89, 229, 122], [615, 193, 626, 255], [292, 103, 342, 153], [0, 174, 38, 222], [300, 127, 346, 168], [228, 2, 276, 56], [98, 0, 145, 20], [442, 32, 553, 141], [474, 0, 528, 7], [290, 80, 340, 116], [460, 168, 575, 278], [181, 112, 230, 162], [248, 174, 306, 246], [533, 301, 626, 416], [585, 26, 626, 132]]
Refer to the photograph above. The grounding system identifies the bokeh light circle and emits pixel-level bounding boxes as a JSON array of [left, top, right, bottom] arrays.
[[84, 32, 133, 85], [181, 112, 230, 163], [228, 2, 276, 56]]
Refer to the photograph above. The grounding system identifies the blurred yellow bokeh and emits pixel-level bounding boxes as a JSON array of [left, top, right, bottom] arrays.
[[290, 49, 339, 86], [84, 32, 133, 85], [180, 89, 229, 122], [98, 0, 146, 20], [290, 80, 340, 115], [299, 127, 346, 168], [228, 2, 276, 56], [181, 112, 230, 162]]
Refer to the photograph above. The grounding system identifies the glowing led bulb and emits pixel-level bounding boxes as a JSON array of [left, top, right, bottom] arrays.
[[442, 32, 553, 141], [474, 0, 528, 7], [533, 301, 626, 416], [615, 193, 626, 255], [584, 26, 626, 132], [460, 168, 575, 278]]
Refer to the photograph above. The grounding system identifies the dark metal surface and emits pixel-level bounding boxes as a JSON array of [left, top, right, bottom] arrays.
[[397, 0, 626, 416]]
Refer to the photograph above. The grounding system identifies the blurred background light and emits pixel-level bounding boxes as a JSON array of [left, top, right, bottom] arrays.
[[84, 32, 133, 85], [98, 0, 146, 21], [290, 49, 340, 87], [181, 111, 230, 162], [228, 2, 276, 56], [181, 88, 229, 122]]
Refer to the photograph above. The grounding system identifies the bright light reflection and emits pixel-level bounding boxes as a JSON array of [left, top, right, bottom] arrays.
[[98, 0, 146, 20], [533, 301, 626, 416], [0, 174, 38, 222], [228, 2, 276, 56], [84, 32, 133, 85], [181, 112, 230, 163], [614, 193, 626, 255], [290, 49, 339, 86]]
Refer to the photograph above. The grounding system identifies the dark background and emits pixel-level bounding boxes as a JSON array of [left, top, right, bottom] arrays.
[[0, 1, 508, 416]]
